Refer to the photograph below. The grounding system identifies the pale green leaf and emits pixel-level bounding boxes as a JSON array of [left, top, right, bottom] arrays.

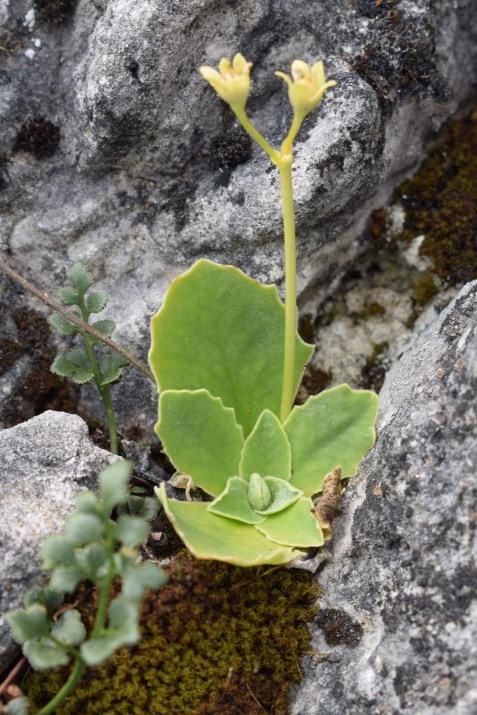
[[285, 384, 379, 496], [255, 497, 324, 547], [92, 319, 116, 338], [6, 605, 49, 643], [98, 350, 128, 385], [41, 535, 75, 568], [75, 491, 98, 514], [157, 389, 244, 496], [149, 259, 313, 437], [80, 636, 118, 666], [86, 291, 108, 314], [64, 513, 103, 545], [51, 610, 86, 647], [24, 588, 63, 617], [155, 484, 297, 567], [239, 409, 292, 481], [58, 287, 79, 306], [48, 313, 77, 336], [207, 477, 266, 524], [122, 562, 168, 601], [49, 565, 84, 593], [23, 639, 69, 670], [99, 460, 132, 511], [69, 262, 94, 294], [50, 355, 75, 378], [4, 696, 30, 714], [116, 514, 149, 547], [74, 545, 108, 579]]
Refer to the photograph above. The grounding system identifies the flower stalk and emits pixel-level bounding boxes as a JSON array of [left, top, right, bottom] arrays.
[[200, 54, 336, 421]]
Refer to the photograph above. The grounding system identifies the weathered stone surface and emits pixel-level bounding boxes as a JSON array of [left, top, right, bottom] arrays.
[[290, 281, 477, 715], [0, 0, 476, 430], [0, 410, 116, 669]]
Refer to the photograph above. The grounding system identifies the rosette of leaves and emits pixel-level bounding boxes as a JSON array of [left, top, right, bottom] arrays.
[[5, 461, 167, 715], [149, 260, 378, 567], [48, 262, 128, 387]]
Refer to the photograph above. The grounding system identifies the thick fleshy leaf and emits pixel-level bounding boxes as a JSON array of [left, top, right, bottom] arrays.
[[155, 484, 297, 567], [255, 497, 324, 547], [207, 477, 266, 524], [157, 390, 243, 496], [285, 384, 379, 496], [255, 477, 302, 515], [149, 259, 313, 437], [239, 409, 291, 481]]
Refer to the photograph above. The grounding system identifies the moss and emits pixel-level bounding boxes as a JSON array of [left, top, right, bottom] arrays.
[[359, 341, 389, 392], [395, 113, 477, 286], [315, 608, 363, 647], [13, 118, 60, 159], [412, 270, 439, 306], [25, 557, 319, 715]]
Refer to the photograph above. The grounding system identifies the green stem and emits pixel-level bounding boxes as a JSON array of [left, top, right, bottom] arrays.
[[78, 299, 119, 454], [281, 113, 305, 156], [278, 159, 297, 423], [36, 657, 86, 715], [233, 108, 282, 165]]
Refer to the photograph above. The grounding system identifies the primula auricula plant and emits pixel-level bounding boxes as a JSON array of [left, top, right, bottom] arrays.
[[148, 54, 379, 567]]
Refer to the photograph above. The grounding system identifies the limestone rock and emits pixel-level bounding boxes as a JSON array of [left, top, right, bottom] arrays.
[[290, 281, 477, 715], [0, 410, 117, 669]]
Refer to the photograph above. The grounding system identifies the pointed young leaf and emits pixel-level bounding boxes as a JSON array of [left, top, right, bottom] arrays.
[[255, 477, 302, 515], [99, 460, 132, 511], [48, 313, 77, 337], [155, 484, 297, 567], [86, 291, 109, 314], [255, 497, 324, 547], [58, 287, 79, 306], [207, 477, 266, 524], [239, 409, 292, 481], [23, 639, 70, 670], [69, 262, 94, 294], [157, 390, 243, 496], [149, 260, 313, 437], [51, 610, 86, 647], [285, 384, 379, 495]]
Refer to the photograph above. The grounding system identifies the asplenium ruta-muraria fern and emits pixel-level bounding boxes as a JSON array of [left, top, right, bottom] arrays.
[[148, 54, 379, 567]]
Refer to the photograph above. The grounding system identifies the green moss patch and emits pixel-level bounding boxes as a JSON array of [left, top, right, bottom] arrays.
[[396, 112, 477, 286], [25, 556, 318, 714]]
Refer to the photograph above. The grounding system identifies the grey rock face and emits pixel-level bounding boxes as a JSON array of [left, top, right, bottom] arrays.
[[290, 281, 477, 715], [0, 410, 117, 669], [0, 0, 476, 429]]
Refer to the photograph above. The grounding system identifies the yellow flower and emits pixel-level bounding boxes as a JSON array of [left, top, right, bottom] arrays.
[[275, 60, 336, 117], [199, 53, 253, 111]]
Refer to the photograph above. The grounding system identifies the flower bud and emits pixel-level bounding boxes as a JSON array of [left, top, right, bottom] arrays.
[[275, 59, 336, 117], [199, 52, 252, 111], [247, 473, 272, 511]]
